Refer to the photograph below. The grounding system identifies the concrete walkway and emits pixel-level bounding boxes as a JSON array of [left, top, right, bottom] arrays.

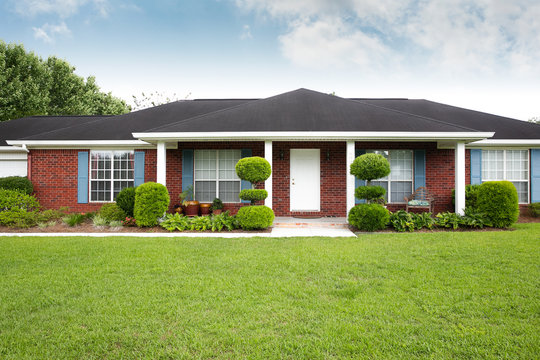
[[0, 217, 357, 238]]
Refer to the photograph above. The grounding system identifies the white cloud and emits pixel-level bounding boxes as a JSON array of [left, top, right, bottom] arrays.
[[235, 0, 540, 76], [11, 0, 110, 18], [240, 24, 253, 40], [32, 21, 71, 43]]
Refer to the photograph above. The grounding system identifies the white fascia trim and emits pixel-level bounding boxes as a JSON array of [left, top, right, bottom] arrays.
[[468, 139, 540, 147], [0, 145, 29, 153], [133, 131, 495, 142], [6, 140, 153, 149]]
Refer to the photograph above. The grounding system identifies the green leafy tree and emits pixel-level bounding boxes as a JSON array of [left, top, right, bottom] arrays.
[[0, 41, 130, 122], [528, 117, 539, 124]]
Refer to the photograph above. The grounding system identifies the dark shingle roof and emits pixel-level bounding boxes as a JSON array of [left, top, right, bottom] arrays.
[[2, 88, 539, 142], [0, 115, 109, 146], [357, 99, 540, 139], [147, 89, 477, 133]]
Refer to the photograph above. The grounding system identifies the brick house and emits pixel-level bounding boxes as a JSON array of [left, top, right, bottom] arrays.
[[3, 88, 540, 217]]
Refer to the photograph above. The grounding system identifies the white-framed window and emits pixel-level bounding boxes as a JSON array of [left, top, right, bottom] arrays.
[[482, 149, 529, 203], [90, 150, 134, 202], [194, 149, 242, 203], [367, 150, 413, 203]]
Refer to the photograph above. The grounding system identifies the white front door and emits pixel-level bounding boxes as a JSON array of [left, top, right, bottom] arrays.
[[290, 149, 320, 211]]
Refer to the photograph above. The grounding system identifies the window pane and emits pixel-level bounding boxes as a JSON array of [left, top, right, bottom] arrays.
[[91, 181, 111, 202], [390, 150, 413, 181], [91, 152, 111, 180], [506, 150, 528, 181], [511, 181, 528, 203], [482, 150, 504, 180], [391, 181, 413, 203], [219, 150, 241, 180], [195, 181, 216, 202], [194, 150, 217, 180], [219, 181, 240, 202]]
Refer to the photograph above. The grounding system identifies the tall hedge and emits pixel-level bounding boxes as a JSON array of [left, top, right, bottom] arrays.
[[116, 187, 136, 217], [477, 181, 519, 228], [0, 176, 33, 195], [134, 182, 170, 227]]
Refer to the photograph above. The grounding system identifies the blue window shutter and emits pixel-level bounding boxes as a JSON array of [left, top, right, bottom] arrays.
[[355, 149, 365, 204], [77, 151, 89, 204], [531, 149, 540, 203], [182, 150, 194, 198], [470, 149, 482, 185], [240, 149, 252, 203], [134, 151, 145, 187], [414, 150, 426, 189]]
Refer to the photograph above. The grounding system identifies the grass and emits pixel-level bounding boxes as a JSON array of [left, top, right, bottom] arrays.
[[0, 223, 538, 359]]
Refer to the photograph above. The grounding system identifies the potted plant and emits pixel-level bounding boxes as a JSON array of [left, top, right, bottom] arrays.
[[200, 203, 212, 216], [210, 198, 224, 215], [182, 185, 199, 216]]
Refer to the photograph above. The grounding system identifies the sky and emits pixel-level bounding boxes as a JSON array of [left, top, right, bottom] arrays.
[[1, 0, 539, 120]]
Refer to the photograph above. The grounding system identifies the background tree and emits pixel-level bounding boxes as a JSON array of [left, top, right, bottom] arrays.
[[528, 117, 539, 124], [0, 41, 130, 122], [131, 91, 191, 111]]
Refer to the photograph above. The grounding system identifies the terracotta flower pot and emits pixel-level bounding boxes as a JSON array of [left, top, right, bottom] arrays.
[[184, 201, 200, 216], [200, 203, 212, 216], [212, 209, 223, 215]]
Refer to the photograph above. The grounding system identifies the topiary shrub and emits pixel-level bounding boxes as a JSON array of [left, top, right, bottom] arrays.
[[236, 205, 274, 230], [350, 154, 390, 185], [348, 203, 389, 231], [355, 186, 386, 203], [239, 189, 268, 204], [116, 187, 136, 217], [477, 181, 519, 228], [0, 176, 33, 195], [134, 182, 170, 227], [235, 157, 272, 184], [99, 203, 126, 222], [0, 188, 41, 227]]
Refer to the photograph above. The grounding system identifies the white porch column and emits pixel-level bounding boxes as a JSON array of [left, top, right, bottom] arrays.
[[346, 141, 356, 216], [264, 140, 273, 209], [156, 141, 167, 186], [454, 141, 466, 215]]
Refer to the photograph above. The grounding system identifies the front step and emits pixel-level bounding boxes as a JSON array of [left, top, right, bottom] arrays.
[[273, 217, 349, 229]]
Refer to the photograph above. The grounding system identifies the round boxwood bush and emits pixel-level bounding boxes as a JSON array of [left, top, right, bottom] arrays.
[[116, 187, 136, 217], [235, 157, 271, 184], [477, 181, 519, 228], [355, 185, 386, 202], [350, 154, 390, 183], [134, 182, 170, 227], [0, 176, 33, 195], [239, 189, 268, 204], [99, 203, 126, 222], [348, 203, 389, 231], [236, 205, 275, 230]]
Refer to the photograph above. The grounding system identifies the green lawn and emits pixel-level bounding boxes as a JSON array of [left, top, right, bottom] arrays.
[[1, 224, 539, 359]]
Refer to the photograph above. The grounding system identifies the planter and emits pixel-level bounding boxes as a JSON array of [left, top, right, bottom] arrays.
[[212, 209, 223, 215], [184, 201, 200, 216], [173, 204, 183, 215], [200, 203, 212, 216]]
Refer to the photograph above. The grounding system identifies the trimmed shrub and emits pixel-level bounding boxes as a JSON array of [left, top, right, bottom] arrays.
[[239, 189, 268, 204], [99, 203, 126, 222], [0, 176, 33, 195], [211, 198, 224, 211], [529, 203, 540, 217], [355, 186, 386, 203], [236, 205, 274, 230], [116, 187, 136, 217], [348, 203, 389, 231], [350, 154, 390, 183], [477, 181, 519, 228], [134, 182, 170, 227], [235, 157, 271, 184], [451, 184, 481, 210]]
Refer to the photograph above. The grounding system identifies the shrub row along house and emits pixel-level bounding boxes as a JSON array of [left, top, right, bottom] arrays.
[[1, 88, 539, 217]]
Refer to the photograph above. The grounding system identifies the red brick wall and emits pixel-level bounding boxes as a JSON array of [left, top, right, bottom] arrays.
[[272, 141, 346, 217], [28, 141, 464, 215], [30, 149, 102, 212]]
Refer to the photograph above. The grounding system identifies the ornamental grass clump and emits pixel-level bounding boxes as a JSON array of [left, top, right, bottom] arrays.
[[348, 153, 391, 231], [134, 182, 170, 227], [235, 156, 274, 229]]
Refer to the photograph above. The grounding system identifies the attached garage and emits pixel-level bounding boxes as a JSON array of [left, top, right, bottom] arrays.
[[0, 148, 28, 177]]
